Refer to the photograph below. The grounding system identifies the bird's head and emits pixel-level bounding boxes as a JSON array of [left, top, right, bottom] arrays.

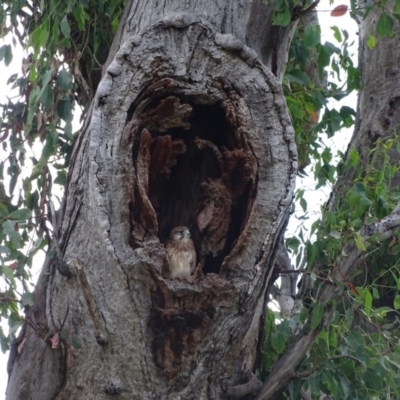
[[169, 226, 191, 241]]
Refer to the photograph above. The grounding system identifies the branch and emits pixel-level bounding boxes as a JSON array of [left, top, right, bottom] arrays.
[[255, 203, 400, 399], [226, 372, 263, 398]]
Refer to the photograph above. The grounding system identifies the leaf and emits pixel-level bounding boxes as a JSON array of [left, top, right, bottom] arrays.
[[311, 303, 324, 329], [2, 220, 19, 240], [286, 69, 311, 86], [329, 331, 337, 348], [364, 288, 372, 315], [2, 266, 14, 280], [347, 282, 359, 295], [394, 295, 400, 310], [71, 336, 83, 350], [74, 4, 90, 31], [331, 5, 348, 17], [0, 246, 10, 255], [54, 170, 67, 185], [0, 203, 8, 216], [376, 13, 394, 38], [329, 230, 341, 239], [40, 85, 54, 111], [0, 44, 12, 66], [60, 16, 71, 38], [41, 131, 59, 161], [21, 292, 34, 306], [56, 70, 73, 90], [304, 25, 321, 47], [367, 35, 376, 49], [8, 208, 32, 221], [31, 23, 50, 55], [331, 26, 342, 43], [271, 331, 285, 353], [286, 236, 301, 252], [274, 6, 291, 27], [310, 110, 319, 124], [9, 261, 18, 270], [300, 197, 307, 212], [57, 98, 73, 122], [354, 232, 366, 251]]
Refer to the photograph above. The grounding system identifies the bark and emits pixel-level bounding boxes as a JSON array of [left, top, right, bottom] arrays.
[[256, 4, 400, 399], [7, 1, 299, 399], [329, 2, 400, 199]]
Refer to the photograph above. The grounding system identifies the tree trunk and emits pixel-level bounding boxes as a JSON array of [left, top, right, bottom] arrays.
[[255, 4, 400, 398], [6, 1, 298, 399]]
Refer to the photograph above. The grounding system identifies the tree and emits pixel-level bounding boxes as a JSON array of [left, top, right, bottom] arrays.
[[1, 0, 400, 399]]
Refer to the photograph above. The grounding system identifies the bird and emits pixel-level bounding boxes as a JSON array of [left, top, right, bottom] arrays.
[[166, 226, 196, 279]]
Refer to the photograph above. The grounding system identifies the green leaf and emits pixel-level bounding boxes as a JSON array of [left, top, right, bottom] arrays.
[[31, 23, 50, 56], [376, 13, 394, 38], [394, 294, 400, 310], [311, 303, 324, 329], [0, 246, 10, 255], [54, 170, 67, 186], [56, 70, 73, 91], [354, 232, 366, 251], [2, 266, 14, 280], [271, 331, 285, 353], [60, 16, 71, 38], [71, 336, 83, 349], [286, 69, 311, 86], [40, 86, 54, 111], [9, 319, 23, 335], [306, 241, 317, 265], [286, 236, 300, 252], [331, 26, 342, 43], [274, 6, 291, 27], [366, 34, 376, 49], [21, 292, 34, 306], [41, 130, 59, 161], [364, 289, 372, 315], [300, 197, 307, 212], [74, 4, 90, 31], [57, 98, 73, 122], [304, 25, 321, 47], [2, 220, 19, 239], [0, 44, 12, 66], [0, 203, 9, 216], [329, 331, 337, 348], [8, 208, 32, 221], [329, 230, 341, 239]]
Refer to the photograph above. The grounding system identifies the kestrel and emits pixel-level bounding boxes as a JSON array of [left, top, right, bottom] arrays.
[[166, 226, 196, 279]]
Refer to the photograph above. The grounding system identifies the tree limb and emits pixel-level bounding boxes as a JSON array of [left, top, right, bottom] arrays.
[[255, 203, 400, 399]]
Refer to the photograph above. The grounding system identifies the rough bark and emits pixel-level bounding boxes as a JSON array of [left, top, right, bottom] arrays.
[[103, 0, 298, 81], [7, 1, 298, 399]]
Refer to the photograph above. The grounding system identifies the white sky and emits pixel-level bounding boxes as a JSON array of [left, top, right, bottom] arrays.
[[0, 3, 358, 398]]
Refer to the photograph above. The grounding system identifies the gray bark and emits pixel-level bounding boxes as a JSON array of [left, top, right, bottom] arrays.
[[6, 1, 298, 399]]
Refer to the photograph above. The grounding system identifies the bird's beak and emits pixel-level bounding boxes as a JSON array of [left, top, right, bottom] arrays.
[[184, 230, 191, 238]]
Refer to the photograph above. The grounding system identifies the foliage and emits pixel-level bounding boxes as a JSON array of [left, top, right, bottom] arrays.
[[280, 137, 400, 398], [284, 22, 358, 172], [0, 0, 400, 398], [0, 0, 124, 351], [262, 1, 400, 398]]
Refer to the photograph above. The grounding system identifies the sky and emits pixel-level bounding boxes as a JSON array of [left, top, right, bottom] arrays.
[[0, 2, 358, 398]]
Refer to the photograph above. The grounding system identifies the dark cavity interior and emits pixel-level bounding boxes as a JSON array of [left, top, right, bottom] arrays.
[[131, 95, 256, 274]]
